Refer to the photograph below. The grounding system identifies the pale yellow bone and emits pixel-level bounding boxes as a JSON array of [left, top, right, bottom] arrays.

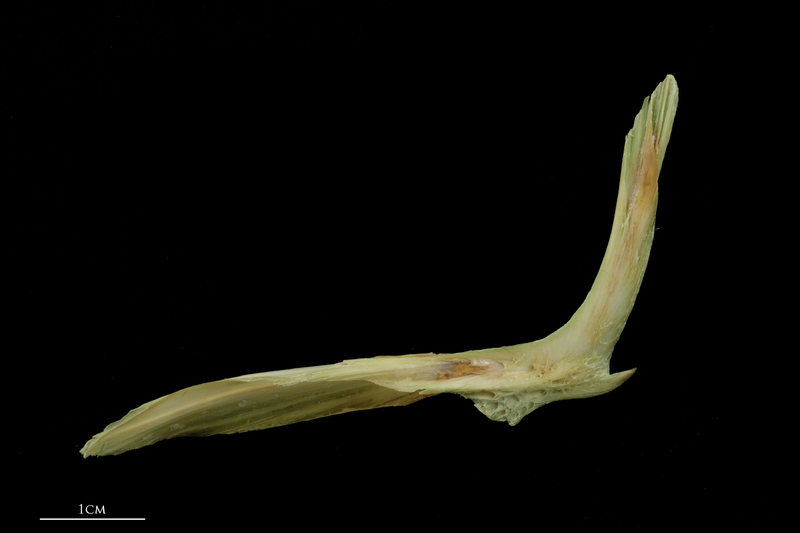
[[81, 75, 678, 457]]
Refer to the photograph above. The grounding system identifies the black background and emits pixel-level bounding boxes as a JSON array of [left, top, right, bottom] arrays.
[[10, 3, 773, 527]]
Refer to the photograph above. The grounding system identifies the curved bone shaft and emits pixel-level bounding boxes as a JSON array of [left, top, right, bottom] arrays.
[[81, 75, 678, 457]]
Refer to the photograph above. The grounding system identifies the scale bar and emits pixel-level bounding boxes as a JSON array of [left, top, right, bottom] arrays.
[[40, 518, 145, 520]]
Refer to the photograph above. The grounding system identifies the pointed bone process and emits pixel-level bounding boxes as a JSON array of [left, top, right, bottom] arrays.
[[81, 75, 678, 457]]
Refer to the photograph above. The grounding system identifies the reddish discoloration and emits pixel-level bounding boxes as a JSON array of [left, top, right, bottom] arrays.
[[437, 362, 486, 380]]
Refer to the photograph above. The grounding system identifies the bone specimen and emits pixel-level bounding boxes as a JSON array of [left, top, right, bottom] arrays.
[[81, 75, 678, 457]]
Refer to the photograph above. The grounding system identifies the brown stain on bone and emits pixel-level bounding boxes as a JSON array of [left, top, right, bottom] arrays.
[[437, 361, 486, 381]]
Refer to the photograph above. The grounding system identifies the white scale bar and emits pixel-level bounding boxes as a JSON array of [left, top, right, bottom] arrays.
[[40, 518, 145, 520]]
